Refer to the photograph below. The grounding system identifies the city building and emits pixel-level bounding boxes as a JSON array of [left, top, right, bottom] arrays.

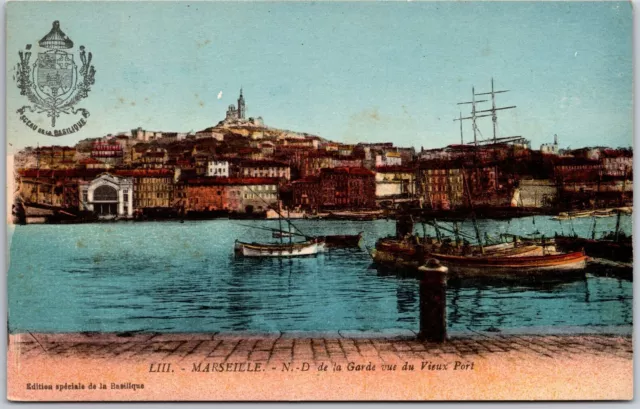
[[375, 166, 416, 199], [237, 160, 291, 181], [184, 177, 279, 213], [90, 140, 123, 167], [318, 167, 376, 209], [79, 173, 134, 218], [375, 151, 402, 167], [540, 134, 560, 155], [291, 177, 321, 209], [417, 161, 464, 210], [116, 169, 175, 209], [207, 160, 230, 177]]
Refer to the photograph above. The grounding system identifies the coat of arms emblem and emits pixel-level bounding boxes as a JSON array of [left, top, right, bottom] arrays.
[[15, 21, 96, 135]]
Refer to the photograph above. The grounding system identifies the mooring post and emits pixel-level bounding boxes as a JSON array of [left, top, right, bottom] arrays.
[[418, 270, 447, 343]]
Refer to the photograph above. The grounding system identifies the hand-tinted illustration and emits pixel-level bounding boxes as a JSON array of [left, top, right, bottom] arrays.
[[6, 1, 632, 401]]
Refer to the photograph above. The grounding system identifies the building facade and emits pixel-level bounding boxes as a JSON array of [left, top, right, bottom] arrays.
[[207, 160, 230, 177], [79, 173, 134, 218], [318, 167, 376, 209]]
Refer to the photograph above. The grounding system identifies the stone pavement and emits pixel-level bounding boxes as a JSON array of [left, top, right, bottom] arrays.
[[9, 330, 633, 364]]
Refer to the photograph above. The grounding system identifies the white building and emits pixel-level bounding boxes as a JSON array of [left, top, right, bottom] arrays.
[[540, 134, 560, 155], [207, 160, 230, 177], [79, 173, 134, 219], [375, 152, 402, 167]]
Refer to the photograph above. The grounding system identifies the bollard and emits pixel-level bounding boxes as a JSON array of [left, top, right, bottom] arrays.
[[417, 260, 448, 343]]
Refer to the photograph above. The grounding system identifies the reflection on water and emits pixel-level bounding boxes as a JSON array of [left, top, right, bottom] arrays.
[[7, 216, 633, 333]]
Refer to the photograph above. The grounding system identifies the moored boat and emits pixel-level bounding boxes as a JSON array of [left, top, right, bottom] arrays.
[[317, 232, 364, 248], [235, 239, 321, 257], [428, 250, 588, 276], [554, 234, 632, 263]]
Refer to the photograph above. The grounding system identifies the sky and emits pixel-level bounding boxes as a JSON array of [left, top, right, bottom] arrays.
[[5, 1, 633, 154]]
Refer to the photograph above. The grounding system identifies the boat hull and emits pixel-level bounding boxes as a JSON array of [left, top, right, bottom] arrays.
[[429, 251, 588, 276], [320, 233, 364, 248], [235, 240, 319, 257], [555, 235, 632, 263]]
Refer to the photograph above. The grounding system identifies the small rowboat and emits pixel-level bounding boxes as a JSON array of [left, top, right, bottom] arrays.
[[428, 250, 588, 276], [235, 239, 321, 257]]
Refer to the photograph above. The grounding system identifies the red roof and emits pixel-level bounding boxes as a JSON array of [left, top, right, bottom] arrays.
[[115, 169, 174, 177], [79, 158, 104, 165], [321, 167, 375, 176], [240, 160, 289, 168], [292, 176, 321, 184], [376, 165, 414, 173], [186, 177, 280, 186], [18, 169, 102, 178]]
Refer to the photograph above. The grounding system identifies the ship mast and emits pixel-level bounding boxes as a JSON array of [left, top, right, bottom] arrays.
[[454, 87, 488, 147], [474, 78, 515, 144]]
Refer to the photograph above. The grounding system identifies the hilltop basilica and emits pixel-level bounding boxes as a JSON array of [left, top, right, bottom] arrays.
[[225, 88, 246, 122]]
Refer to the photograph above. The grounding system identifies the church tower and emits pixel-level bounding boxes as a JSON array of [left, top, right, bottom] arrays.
[[237, 88, 246, 119]]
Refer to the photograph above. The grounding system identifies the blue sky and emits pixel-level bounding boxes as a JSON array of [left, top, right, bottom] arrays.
[[6, 1, 633, 153]]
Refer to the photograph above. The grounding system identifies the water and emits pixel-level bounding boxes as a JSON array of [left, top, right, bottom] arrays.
[[7, 215, 633, 334]]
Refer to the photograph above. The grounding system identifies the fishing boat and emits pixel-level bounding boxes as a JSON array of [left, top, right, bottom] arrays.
[[555, 183, 633, 265], [235, 239, 321, 257], [427, 250, 587, 275], [555, 234, 632, 263], [372, 235, 587, 276]]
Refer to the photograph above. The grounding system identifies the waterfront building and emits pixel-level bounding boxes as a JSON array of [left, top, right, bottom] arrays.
[[116, 169, 175, 209], [184, 177, 279, 213], [79, 173, 134, 218], [318, 167, 376, 209], [417, 161, 464, 210], [236, 178, 279, 213], [375, 166, 416, 199], [184, 178, 229, 212], [514, 179, 557, 208], [17, 169, 97, 208], [291, 177, 321, 209]]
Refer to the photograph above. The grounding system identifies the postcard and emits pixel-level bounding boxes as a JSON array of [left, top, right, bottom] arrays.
[[5, 0, 633, 401]]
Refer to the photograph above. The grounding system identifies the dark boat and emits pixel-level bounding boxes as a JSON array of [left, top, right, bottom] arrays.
[[316, 232, 364, 248], [554, 233, 632, 263]]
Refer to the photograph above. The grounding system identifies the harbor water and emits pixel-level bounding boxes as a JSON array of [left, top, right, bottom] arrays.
[[8, 215, 633, 334]]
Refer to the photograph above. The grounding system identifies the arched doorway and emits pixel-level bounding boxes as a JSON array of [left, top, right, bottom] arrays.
[[93, 185, 118, 216]]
